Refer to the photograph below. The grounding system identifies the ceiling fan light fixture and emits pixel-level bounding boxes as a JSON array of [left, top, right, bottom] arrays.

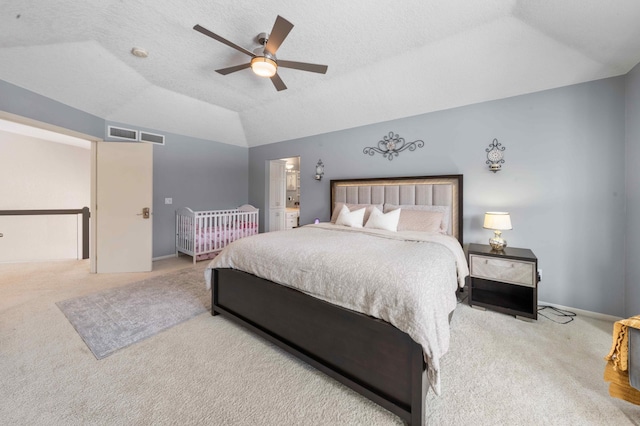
[[251, 56, 277, 78]]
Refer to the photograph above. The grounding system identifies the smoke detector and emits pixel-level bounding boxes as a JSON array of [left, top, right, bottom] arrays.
[[131, 47, 148, 58]]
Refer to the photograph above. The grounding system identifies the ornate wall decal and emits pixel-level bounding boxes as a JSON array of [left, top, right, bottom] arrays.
[[486, 138, 506, 172], [363, 132, 424, 161]]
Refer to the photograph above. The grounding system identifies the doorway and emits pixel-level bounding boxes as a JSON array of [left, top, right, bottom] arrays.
[[283, 156, 301, 230], [267, 156, 300, 232], [0, 114, 154, 274], [0, 118, 91, 263]]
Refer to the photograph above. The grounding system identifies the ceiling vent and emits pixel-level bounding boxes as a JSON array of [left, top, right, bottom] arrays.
[[139, 131, 165, 145], [107, 125, 138, 141], [107, 126, 165, 145]]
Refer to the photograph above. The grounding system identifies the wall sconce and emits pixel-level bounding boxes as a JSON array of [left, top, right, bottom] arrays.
[[486, 138, 506, 172], [314, 159, 324, 180]]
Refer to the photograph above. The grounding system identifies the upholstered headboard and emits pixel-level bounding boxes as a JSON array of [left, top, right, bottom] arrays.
[[330, 175, 463, 243]]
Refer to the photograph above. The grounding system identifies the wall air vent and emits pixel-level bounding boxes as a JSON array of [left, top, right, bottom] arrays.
[[107, 126, 138, 141], [139, 131, 165, 145]]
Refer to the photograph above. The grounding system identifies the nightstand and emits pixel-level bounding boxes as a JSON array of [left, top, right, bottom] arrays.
[[467, 243, 538, 321]]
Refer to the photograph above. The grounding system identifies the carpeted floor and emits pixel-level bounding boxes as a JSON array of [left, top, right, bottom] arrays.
[[1, 257, 639, 425]]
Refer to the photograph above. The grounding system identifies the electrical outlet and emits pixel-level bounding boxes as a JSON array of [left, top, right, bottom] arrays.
[[164, 198, 172, 205]]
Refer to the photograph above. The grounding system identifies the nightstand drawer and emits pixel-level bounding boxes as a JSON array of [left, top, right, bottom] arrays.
[[469, 254, 536, 287]]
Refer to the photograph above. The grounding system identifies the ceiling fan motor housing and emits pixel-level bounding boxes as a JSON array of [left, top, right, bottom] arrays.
[[257, 32, 269, 46], [253, 46, 276, 61]]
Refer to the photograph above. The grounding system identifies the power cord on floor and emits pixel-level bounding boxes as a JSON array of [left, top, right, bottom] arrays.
[[537, 305, 576, 324]]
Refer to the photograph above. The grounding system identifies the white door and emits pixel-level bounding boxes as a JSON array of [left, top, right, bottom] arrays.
[[268, 160, 286, 231], [94, 142, 153, 273]]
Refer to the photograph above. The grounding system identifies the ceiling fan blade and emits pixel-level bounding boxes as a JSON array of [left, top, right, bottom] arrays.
[[194, 24, 255, 57], [278, 60, 328, 74], [264, 15, 294, 56], [216, 63, 251, 75], [270, 73, 287, 91]]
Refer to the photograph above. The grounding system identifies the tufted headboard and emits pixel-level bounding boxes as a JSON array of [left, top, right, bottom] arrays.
[[330, 175, 463, 243]]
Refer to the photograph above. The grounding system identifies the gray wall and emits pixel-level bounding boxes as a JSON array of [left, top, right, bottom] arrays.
[[626, 63, 640, 317], [250, 77, 627, 317], [1, 80, 249, 261], [144, 128, 248, 258], [0, 80, 104, 139]]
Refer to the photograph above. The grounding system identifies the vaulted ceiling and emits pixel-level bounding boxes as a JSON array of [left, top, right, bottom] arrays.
[[2, 1, 640, 147]]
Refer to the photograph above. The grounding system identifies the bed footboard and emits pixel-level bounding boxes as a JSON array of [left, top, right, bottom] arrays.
[[213, 268, 427, 425]]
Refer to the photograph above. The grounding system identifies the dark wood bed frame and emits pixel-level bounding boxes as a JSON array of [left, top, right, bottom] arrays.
[[212, 175, 463, 425]]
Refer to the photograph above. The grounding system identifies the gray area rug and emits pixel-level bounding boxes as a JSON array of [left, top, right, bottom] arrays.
[[57, 267, 210, 359]]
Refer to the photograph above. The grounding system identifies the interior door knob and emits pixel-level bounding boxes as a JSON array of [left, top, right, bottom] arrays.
[[136, 207, 151, 219]]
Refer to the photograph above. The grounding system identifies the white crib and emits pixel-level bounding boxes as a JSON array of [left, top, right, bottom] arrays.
[[176, 205, 259, 263]]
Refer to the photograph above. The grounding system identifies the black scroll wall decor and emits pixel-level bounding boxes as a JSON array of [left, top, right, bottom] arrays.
[[363, 132, 424, 161], [486, 138, 506, 172]]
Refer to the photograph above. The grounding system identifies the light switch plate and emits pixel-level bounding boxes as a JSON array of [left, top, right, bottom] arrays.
[[165, 198, 172, 205]]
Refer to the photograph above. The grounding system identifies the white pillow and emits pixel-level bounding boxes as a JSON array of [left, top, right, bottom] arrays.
[[364, 207, 401, 232], [331, 202, 383, 224], [335, 205, 366, 228]]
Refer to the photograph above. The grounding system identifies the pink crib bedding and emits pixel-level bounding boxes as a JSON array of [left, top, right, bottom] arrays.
[[193, 223, 258, 259]]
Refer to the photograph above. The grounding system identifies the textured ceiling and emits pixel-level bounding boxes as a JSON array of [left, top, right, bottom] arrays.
[[1, 1, 640, 147]]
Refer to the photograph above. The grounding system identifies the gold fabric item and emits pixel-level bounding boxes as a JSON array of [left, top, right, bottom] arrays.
[[604, 315, 640, 405], [605, 315, 640, 371]]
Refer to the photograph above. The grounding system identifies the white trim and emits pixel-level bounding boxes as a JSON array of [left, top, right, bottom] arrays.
[[539, 300, 622, 322], [152, 254, 176, 261]]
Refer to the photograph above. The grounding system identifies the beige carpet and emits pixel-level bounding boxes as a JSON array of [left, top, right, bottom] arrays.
[[1, 257, 639, 425]]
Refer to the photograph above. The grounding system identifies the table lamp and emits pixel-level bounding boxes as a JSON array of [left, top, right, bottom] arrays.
[[483, 212, 512, 251]]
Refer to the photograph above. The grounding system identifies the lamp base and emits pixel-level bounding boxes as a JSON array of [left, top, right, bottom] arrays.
[[489, 230, 507, 251]]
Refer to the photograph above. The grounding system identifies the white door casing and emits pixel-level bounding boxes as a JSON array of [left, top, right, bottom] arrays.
[[94, 142, 153, 273]]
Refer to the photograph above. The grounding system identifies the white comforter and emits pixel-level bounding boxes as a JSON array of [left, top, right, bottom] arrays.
[[204, 223, 469, 395]]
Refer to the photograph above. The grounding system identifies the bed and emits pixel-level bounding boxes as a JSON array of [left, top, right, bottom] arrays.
[[204, 175, 466, 425], [175, 205, 258, 263]]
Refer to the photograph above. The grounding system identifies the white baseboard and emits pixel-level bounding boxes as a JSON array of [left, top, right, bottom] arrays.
[[152, 254, 177, 261], [539, 300, 622, 322]]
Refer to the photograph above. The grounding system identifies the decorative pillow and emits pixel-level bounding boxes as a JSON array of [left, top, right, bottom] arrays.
[[384, 204, 450, 233], [335, 205, 366, 228], [364, 207, 401, 232], [331, 203, 383, 224], [396, 210, 444, 233]]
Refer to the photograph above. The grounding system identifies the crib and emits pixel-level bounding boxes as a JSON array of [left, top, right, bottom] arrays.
[[176, 205, 259, 263]]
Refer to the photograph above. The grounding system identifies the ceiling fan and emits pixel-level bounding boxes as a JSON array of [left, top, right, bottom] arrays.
[[193, 15, 328, 91]]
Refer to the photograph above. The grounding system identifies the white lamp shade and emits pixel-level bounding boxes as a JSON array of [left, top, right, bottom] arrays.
[[483, 212, 512, 230]]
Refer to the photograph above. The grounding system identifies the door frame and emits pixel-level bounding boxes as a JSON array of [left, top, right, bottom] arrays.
[[0, 112, 102, 269]]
